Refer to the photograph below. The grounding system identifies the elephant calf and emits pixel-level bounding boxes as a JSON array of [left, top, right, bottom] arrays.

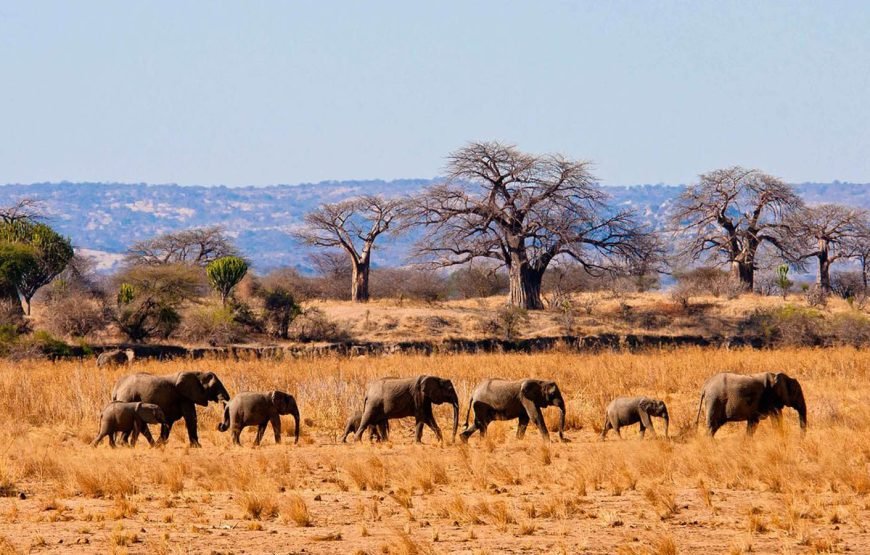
[[601, 397, 669, 440], [92, 401, 165, 448], [460, 378, 566, 442], [218, 390, 300, 446], [341, 409, 389, 442], [97, 349, 134, 368]]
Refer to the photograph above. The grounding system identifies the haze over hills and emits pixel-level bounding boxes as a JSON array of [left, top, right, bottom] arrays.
[[1, 180, 868, 273]]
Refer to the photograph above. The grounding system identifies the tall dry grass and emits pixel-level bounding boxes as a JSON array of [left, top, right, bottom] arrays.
[[0, 347, 868, 553]]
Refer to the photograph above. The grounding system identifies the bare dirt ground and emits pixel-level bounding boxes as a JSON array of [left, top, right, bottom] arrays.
[[1, 349, 868, 554]]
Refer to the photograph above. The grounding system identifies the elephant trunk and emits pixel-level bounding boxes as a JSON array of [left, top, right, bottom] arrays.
[[794, 393, 808, 434], [555, 397, 566, 441], [662, 410, 670, 439], [451, 401, 459, 442], [292, 405, 301, 444]]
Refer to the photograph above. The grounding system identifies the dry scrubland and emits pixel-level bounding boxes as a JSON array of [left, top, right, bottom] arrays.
[[0, 348, 869, 554]]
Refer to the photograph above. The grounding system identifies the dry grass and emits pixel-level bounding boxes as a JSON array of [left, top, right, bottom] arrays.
[[0, 347, 868, 552]]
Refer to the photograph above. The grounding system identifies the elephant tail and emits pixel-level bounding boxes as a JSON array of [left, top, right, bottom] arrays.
[[217, 403, 229, 432], [695, 391, 706, 429]]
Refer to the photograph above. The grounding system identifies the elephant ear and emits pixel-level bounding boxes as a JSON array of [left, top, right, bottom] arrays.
[[270, 391, 291, 413], [176, 372, 209, 407], [521, 380, 545, 405], [414, 376, 433, 408]]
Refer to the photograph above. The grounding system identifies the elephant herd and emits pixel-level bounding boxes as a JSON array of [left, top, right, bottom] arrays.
[[91, 370, 808, 448]]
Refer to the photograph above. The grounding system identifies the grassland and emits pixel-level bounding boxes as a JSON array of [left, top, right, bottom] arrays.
[[0, 347, 868, 553]]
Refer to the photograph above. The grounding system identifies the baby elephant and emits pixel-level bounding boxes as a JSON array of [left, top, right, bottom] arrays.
[[601, 397, 669, 440], [340, 409, 389, 442], [92, 401, 166, 448], [217, 390, 300, 446]]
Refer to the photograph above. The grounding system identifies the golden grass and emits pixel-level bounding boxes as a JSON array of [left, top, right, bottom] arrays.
[[0, 347, 868, 552]]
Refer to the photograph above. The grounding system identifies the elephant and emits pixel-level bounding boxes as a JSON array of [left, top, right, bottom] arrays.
[[696, 372, 807, 437], [460, 378, 566, 442], [91, 401, 165, 448], [217, 390, 300, 446], [355, 375, 459, 443], [340, 409, 389, 442], [97, 349, 134, 368], [112, 371, 230, 447], [601, 397, 669, 440]]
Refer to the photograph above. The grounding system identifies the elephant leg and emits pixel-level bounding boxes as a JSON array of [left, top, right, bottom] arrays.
[[460, 420, 479, 442], [159, 422, 172, 443], [231, 426, 242, 446], [638, 410, 656, 439], [613, 423, 622, 439], [108, 431, 117, 448], [119, 431, 131, 445], [271, 415, 282, 444], [91, 432, 106, 447], [638, 424, 646, 439], [424, 406, 443, 442], [746, 419, 759, 436], [516, 413, 530, 439], [254, 423, 268, 446], [181, 404, 201, 448], [355, 405, 379, 443], [130, 423, 140, 447], [139, 424, 155, 446]]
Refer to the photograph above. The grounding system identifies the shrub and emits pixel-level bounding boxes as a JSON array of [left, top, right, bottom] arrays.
[[371, 268, 449, 303], [41, 294, 110, 339], [448, 266, 509, 299], [289, 308, 350, 342], [804, 285, 828, 308], [177, 305, 245, 346], [828, 313, 870, 347], [674, 267, 743, 299], [741, 305, 827, 347], [494, 305, 529, 340], [258, 286, 302, 340]]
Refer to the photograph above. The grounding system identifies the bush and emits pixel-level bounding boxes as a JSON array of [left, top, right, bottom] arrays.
[[741, 305, 827, 347], [804, 285, 828, 308], [289, 308, 350, 342], [0, 299, 26, 333], [258, 286, 302, 340], [829, 313, 870, 347], [674, 267, 743, 299], [494, 305, 529, 340], [42, 294, 111, 339], [371, 268, 449, 303], [447, 266, 509, 299], [177, 305, 245, 346]]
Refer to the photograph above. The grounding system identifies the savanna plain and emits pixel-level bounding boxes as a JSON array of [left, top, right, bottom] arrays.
[[1, 347, 868, 554]]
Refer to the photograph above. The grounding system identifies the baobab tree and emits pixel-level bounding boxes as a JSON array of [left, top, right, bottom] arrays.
[[412, 141, 653, 310], [295, 195, 404, 302], [125, 226, 238, 267], [789, 204, 867, 292], [670, 166, 803, 292]]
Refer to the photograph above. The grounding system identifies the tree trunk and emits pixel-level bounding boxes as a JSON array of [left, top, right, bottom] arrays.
[[351, 261, 370, 303], [817, 258, 831, 292], [731, 260, 754, 292], [509, 263, 544, 310], [23, 297, 31, 316]]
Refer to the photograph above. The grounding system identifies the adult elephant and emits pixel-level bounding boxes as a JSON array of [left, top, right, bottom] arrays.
[[112, 371, 230, 447], [460, 378, 566, 442], [355, 375, 459, 443], [696, 372, 807, 437]]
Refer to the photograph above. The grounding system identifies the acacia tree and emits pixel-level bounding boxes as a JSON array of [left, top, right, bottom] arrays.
[[789, 204, 867, 292], [295, 195, 403, 302], [412, 141, 652, 310], [0, 217, 74, 315], [125, 226, 238, 266], [670, 166, 803, 292]]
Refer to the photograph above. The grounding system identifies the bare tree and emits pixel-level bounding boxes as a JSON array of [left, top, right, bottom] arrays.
[[670, 166, 803, 291], [850, 218, 870, 292], [295, 195, 404, 302], [412, 141, 653, 310], [125, 226, 238, 266], [789, 204, 867, 292], [0, 199, 42, 224]]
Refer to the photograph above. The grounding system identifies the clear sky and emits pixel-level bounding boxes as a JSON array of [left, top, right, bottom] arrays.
[[1, 1, 869, 186]]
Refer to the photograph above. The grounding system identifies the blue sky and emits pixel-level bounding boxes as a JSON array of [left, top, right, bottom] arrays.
[[1, 2, 868, 186]]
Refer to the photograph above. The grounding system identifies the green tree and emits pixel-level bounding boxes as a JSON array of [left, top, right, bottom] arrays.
[[0, 242, 38, 309], [206, 256, 248, 306], [259, 286, 302, 339], [775, 264, 793, 299], [0, 219, 74, 315]]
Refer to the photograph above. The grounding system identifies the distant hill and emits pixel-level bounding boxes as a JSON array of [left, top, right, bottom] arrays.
[[1, 180, 868, 272]]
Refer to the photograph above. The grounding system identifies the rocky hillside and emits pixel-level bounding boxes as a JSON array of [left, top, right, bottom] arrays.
[[0, 180, 867, 272]]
